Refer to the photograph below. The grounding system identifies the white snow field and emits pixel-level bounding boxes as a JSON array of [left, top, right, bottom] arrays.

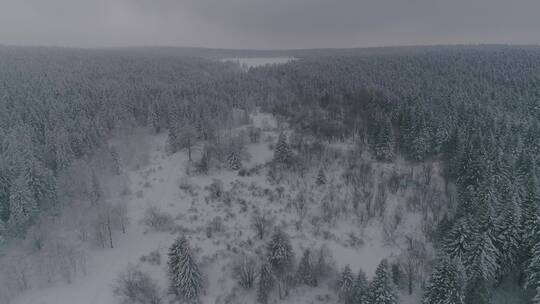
[[220, 57, 297, 70], [11, 113, 432, 304]]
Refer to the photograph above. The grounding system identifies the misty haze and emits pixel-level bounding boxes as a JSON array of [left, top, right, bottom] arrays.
[[1, 1, 540, 304]]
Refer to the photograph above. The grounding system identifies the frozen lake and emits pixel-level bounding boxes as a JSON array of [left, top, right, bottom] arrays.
[[221, 57, 297, 70]]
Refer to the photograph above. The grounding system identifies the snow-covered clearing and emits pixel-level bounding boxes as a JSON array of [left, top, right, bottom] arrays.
[[221, 57, 297, 70], [11, 113, 434, 304]]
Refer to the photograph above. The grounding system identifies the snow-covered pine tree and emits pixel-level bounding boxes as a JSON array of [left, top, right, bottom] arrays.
[[227, 151, 241, 171], [168, 236, 203, 303], [89, 171, 103, 206], [337, 264, 354, 303], [273, 133, 291, 164], [422, 256, 466, 304], [316, 168, 327, 186], [7, 175, 37, 233], [257, 262, 275, 304], [110, 146, 122, 175], [365, 259, 397, 304], [352, 269, 368, 304], [267, 228, 294, 278], [372, 116, 395, 162], [525, 240, 540, 304], [23, 157, 56, 211], [443, 216, 475, 260], [0, 167, 11, 223], [493, 185, 522, 276], [464, 229, 499, 283], [297, 249, 317, 286], [522, 171, 540, 251]]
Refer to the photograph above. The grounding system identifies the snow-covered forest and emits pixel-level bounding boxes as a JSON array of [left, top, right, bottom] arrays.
[[1, 45, 540, 304]]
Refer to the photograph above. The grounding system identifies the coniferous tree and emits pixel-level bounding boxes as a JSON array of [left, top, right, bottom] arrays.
[[89, 171, 103, 206], [522, 172, 540, 251], [365, 259, 397, 304], [422, 256, 466, 304], [352, 269, 368, 304], [267, 228, 294, 278], [110, 147, 122, 175], [227, 151, 241, 171], [526, 240, 540, 304], [316, 168, 327, 186], [337, 264, 354, 303], [296, 249, 317, 286], [267, 228, 294, 299], [7, 175, 37, 233], [371, 117, 395, 162], [257, 262, 275, 304], [273, 133, 291, 164], [167, 236, 203, 303]]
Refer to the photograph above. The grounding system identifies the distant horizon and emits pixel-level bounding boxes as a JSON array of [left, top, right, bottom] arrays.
[[1, 42, 539, 52]]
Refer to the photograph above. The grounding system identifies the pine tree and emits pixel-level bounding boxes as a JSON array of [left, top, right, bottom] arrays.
[[267, 228, 294, 278], [7, 175, 37, 233], [525, 240, 540, 303], [337, 264, 354, 303], [316, 168, 327, 186], [464, 230, 499, 283], [522, 172, 540, 251], [273, 133, 291, 164], [296, 249, 317, 286], [227, 151, 241, 171], [89, 171, 103, 206], [365, 259, 397, 304], [422, 256, 466, 304], [372, 117, 395, 162], [493, 186, 522, 276], [110, 146, 122, 175], [23, 157, 56, 210], [168, 236, 203, 303], [257, 262, 275, 304], [352, 269, 368, 304], [443, 216, 474, 260]]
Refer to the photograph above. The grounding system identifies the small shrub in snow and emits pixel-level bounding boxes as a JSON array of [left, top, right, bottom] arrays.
[[206, 179, 224, 200], [251, 213, 273, 240], [234, 254, 258, 289], [141, 206, 174, 232], [140, 250, 162, 265], [113, 264, 162, 304]]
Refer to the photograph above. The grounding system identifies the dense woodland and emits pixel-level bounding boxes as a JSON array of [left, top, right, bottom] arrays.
[[1, 45, 540, 303]]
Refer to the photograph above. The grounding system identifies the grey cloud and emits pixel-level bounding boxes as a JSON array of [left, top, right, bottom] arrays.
[[0, 0, 539, 49]]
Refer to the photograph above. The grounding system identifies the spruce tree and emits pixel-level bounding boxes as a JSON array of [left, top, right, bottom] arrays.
[[365, 259, 397, 304], [352, 269, 368, 304], [316, 168, 327, 186], [372, 117, 395, 162], [257, 262, 275, 304], [422, 257, 466, 304], [227, 151, 241, 171], [526, 240, 540, 303], [7, 175, 37, 233], [168, 236, 203, 303], [522, 172, 540, 251], [296, 249, 317, 286], [89, 171, 103, 206], [267, 228, 294, 278], [337, 264, 354, 303], [273, 133, 291, 164], [110, 146, 122, 175]]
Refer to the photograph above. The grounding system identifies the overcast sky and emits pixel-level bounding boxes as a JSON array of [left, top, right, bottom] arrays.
[[1, 0, 539, 49]]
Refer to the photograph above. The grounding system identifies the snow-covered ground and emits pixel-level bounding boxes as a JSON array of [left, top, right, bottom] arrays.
[[221, 57, 297, 70], [10, 113, 433, 304]]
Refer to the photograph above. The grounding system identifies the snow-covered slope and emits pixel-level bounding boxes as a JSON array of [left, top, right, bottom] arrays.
[[11, 113, 432, 304]]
